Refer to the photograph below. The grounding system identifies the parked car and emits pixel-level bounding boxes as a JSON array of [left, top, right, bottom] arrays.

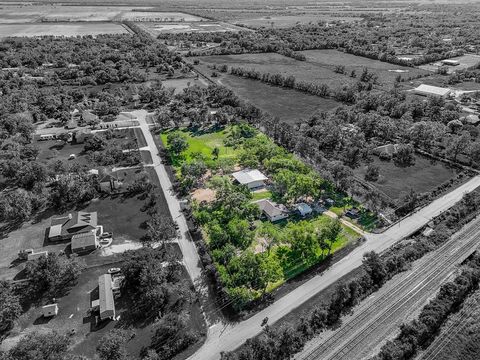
[[68, 154, 76, 160], [108, 268, 121, 275]]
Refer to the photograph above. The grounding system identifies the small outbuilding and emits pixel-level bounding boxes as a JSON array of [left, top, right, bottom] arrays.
[[345, 208, 360, 219], [42, 304, 58, 317], [71, 231, 98, 254], [98, 274, 115, 321], [255, 199, 289, 222], [232, 169, 268, 190], [296, 203, 313, 217], [27, 251, 48, 261]]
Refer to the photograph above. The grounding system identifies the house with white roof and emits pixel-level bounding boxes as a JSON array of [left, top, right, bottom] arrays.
[[232, 169, 268, 190]]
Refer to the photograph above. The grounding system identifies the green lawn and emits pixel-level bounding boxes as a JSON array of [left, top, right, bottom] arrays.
[[160, 128, 238, 168], [252, 190, 272, 201]]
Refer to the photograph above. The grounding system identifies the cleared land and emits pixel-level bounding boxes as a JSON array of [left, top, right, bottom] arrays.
[[195, 50, 429, 89], [0, 22, 128, 38], [218, 75, 340, 123], [354, 155, 459, 201]]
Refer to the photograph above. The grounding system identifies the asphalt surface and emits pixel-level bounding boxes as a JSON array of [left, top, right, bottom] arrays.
[[134, 110, 203, 285], [297, 212, 480, 360], [189, 175, 480, 360]]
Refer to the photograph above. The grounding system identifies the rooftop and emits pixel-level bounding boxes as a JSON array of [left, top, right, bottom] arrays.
[[232, 169, 268, 185], [99, 274, 115, 315], [413, 84, 451, 97], [71, 231, 97, 251], [50, 211, 98, 238], [255, 199, 288, 218]]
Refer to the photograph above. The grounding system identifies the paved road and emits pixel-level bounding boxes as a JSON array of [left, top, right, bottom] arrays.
[[189, 175, 480, 360], [297, 214, 480, 360], [132, 110, 203, 286]]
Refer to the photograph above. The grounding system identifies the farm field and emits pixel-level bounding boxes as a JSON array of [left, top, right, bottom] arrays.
[[354, 155, 460, 201], [0, 22, 128, 38], [234, 14, 363, 28], [0, 4, 207, 23], [218, 74, 341, 123], [194, 50, 429, 90], [137, 21, 243, 35]]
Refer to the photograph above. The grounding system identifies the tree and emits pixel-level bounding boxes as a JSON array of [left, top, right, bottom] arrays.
[[363, 251, 387, 287], [364, 164, 380, 182], [0, 281, 21, 334], [97, 329, 131, 360], [167, 132, 189, 156], [393, 144, 415, 167], [141, 213, 178, 247], [7, 331, 70, 360], [212, 146, 220, 160]]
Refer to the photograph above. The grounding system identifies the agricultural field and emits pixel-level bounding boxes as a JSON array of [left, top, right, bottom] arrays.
[[0, 22, 129, 38], [218, 74, 340, 123], [137, 21, 243, 35], [194, 50, 429, 90], [162, 124, 362, 309], [234, 14, 363, 28], [354, 154, 460, 201]]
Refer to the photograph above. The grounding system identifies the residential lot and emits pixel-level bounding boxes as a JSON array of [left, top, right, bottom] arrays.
[[354, 154, 460, 201], [0, 23, 129, 38]]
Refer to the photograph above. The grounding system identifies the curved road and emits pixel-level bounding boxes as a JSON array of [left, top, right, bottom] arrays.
[[189, 175, 480, 360]]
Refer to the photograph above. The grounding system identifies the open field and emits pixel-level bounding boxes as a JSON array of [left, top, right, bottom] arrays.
[[354, 154, 460, 200], [137, 21, 243, 35], [194, 51, 429, 90], [162, 77, 208, 94], [219, 75, 340, 123], [0, 4, 207, 23], [0, 22, 128, 38], [234, 14, 363, 28]]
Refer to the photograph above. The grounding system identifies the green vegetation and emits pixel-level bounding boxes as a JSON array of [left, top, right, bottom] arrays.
[[162, 124, 360, 310]]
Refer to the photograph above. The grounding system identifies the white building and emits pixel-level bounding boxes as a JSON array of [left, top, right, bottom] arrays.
[[296, 203, 313, 217], [413, 84, 452, 98], [232, 169, 268, 189]]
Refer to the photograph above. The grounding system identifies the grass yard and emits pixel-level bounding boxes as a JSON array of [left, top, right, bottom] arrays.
[[36, 140, 92, 167], [161, 77, 208, 94], [354, 155, 460, 201], [161, 127, 239, 167]]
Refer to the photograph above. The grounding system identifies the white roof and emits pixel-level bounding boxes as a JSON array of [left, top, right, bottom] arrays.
[[413, 84, 451, 96], [232, 169, 268, 185]]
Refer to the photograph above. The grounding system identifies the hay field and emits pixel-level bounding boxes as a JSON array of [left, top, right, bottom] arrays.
[[0, 22, 129, 38]]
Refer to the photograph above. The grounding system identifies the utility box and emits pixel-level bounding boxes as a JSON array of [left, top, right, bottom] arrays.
[[42, 303, 58, 317]]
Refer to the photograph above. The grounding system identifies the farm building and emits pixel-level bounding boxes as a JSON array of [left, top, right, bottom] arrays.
[[232, 169, 268, 189], [48, 211, 98, 242], [413, 84, 452, 98], [441, 59, 460, 66], [296, 203, 313, 217], [99, 173, 122, 193], [255, 199, 289, 222], [98, 274, 115, 321], [71, 231, 98, 254], [42, 304, 58, 317]]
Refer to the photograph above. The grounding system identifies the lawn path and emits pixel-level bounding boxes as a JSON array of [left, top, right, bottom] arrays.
[[323, 210, 367, 236]]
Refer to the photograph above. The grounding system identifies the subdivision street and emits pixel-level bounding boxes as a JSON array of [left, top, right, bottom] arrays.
[[189, 175, 480, 360], [297, 211, 480, 360]]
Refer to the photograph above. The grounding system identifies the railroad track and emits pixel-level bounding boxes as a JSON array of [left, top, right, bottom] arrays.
[[299, 217, 480, 360]]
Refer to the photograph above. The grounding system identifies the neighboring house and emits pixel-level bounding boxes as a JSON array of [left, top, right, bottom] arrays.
[[374, 143, 399, 157], [71, 231, 98, 254], [99, 173, 122, 193], [296, 203, 313, 217], [413, 84, 452, 98], [345, 208, 360, 219], [232, 169, 268, 190], [255, 199, 289, 222], [99, 274, 116, 321], [48, 211, 98, 242]]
